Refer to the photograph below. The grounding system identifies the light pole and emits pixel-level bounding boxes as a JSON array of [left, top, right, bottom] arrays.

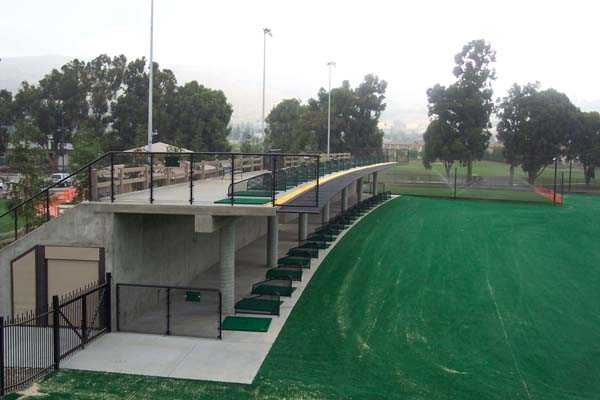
[[147, 0, 155, 151], [326, 61, 336, 156], [262, 28, 272, 137]]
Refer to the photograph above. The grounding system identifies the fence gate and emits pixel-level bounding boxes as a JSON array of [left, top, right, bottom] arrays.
[[116, 283, 222, 340], [0, 274, 112, 396]]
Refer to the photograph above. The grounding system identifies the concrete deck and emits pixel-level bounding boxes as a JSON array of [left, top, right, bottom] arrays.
[[104, 170, 267, 205], [90, 162, 392, 217], [62, 195, 391, 384]]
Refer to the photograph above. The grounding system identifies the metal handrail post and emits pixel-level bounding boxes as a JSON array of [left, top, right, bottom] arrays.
[[88, 166, 92, 201], [52, 296, 60, 370], [105, 273, 112, 332], [45, 190, 50, 222], [0, 316, 4, 396], [189, 153, 194, 205], [150, 153, 154, 204], [110, 153, 115, 202], [166, 288, 171, 335], [230, 154, 235, 206], [315, 156, 320, 208], [271, 155, 277, 206]]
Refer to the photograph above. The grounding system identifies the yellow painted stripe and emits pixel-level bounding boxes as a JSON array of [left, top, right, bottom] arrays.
[[275, 162, 396, 206]]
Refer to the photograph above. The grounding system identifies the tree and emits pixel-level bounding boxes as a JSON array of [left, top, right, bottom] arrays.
[[496, 84, 581, 183], [7, 120, 50, 220], [169, 81, 232, 152], [265, 99, 314, 152], [424, 39, 495, 179], [422, 119, 462, 177], [571, 111, 600, 185], [0, 90, 13, 153], [275, 75, 387, 154]]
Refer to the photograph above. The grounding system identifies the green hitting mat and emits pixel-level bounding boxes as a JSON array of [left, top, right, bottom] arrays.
[[214, 197, 271, 205], [222, 316, 272, 332], [234, 190, 272, 197], [253, 284, 296, 297], [235, 297, 281, 315]]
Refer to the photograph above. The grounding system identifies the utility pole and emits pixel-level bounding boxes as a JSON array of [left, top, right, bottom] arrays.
[[147, 0, 155, 151], [326, 61, 336, 156], [262, 28, 272, 137]]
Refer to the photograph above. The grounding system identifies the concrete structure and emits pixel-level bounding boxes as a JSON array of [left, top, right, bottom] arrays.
[[1, 159, 395, 333], [372, 171, 379, 195], [266, 216, 278, 268], [322, 202, 330, 224], [356, 178, 363, 202], [60, 197, 394, 384], [341, 187, 348, 211], [219, 219, 236, 315], [298, 213, 308, 243]]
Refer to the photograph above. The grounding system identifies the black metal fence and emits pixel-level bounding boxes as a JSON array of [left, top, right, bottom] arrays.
[[0, 274, 111, 396], [0, 149, 397, 245], [116, 283, 222, 340]]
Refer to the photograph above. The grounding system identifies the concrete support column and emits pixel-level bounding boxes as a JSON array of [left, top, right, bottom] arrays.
[[266, 215, 278, 268], [356, 178, 363, 202], [219, 220, 236, 315], [341, 187, 348, 211], [298, 213, 308, 243], [322, 202, 330, 224], [372, 172, 379, 195]]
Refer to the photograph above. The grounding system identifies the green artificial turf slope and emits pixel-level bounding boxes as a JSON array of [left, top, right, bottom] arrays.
[[37, 195, 600, 399]]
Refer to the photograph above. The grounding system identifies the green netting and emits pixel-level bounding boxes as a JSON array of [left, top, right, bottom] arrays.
[[35, 195, 600, 399], [214, 197, 272, 205], [222, 316, 272, 332], [235, 297, 281, 315], [252, 284, 296, 297]]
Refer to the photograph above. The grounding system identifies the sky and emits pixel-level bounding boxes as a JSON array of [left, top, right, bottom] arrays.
[[1, 0, 599, 130]]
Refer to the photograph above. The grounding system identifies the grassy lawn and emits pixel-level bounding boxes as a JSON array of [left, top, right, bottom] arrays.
[[33, 195, 600, 399], [384, 160, 593, 186], [380, 160, 592, 202], [0, 199, 15, 236]]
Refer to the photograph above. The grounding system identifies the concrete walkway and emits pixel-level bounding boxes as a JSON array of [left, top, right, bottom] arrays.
[[63, 196, 393, 384]]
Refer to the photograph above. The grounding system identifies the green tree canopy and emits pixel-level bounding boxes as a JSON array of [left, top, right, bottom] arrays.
[[265, 98, 314, 152], [423, 39, 495, 178], [496, 83, 581, 183], [267, 74, 387, 154]]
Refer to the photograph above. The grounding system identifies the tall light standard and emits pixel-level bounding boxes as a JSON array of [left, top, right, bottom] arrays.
[[147, 0, 155, 151], [326, 61, 336, 156], [262, 28, 272, 137]]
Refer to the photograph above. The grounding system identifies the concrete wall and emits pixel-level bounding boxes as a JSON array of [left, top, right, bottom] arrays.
[[111, 213, 268, 325], [0, 204, 113, 317], [0, 201, 269, 319], [111, 214, 267, 287]]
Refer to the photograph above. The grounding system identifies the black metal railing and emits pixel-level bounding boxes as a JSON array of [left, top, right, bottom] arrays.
[[116, 283, 222, 340], [0, 149, 395, 245], [0, 274, 111, 396]]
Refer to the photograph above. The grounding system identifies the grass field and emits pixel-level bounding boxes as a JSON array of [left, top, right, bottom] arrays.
[[380, 160, 576, 203], [0, 199, 16, 235], [383, 160, 589, 186], [31, 195, 600, 399]]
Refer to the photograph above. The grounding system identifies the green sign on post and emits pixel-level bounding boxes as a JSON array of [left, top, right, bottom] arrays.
[[185, 291, 202, 303]]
